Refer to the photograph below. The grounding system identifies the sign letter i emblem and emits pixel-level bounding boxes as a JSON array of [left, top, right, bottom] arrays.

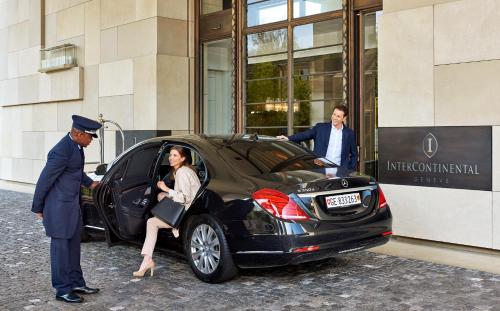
[[423, 133, 438, 159]]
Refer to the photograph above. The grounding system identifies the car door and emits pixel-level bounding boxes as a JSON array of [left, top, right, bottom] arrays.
[[95, 142, 163, 242]]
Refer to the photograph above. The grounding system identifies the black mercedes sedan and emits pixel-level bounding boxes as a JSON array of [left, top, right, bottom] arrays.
[[81, 134, 392, 283]]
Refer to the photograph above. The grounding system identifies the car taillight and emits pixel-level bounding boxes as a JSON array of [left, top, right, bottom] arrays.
[[252, 188, 310, 221], [378, 186, 388, 208]]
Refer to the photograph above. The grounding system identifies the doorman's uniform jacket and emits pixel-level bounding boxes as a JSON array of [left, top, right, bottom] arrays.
[[32, 134, 93, 239]]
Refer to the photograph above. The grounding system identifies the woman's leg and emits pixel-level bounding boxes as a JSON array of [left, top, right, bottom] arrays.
[[139, 217, 171, 269]]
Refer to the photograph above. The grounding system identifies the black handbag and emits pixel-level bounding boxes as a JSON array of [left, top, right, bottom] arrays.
[[151, 197, 185, 229]]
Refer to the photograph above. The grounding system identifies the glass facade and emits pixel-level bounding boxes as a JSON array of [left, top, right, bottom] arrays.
[[197, 0, 382, 174], [243, 0, 344, 136], [292, 19, 343, 135], [245, 28, 288, 136]]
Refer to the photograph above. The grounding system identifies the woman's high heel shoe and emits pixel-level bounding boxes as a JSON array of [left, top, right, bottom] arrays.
[[132, 260, 155, 277]]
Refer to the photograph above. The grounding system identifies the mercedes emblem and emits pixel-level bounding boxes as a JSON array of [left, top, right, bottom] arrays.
[[341, 179, 349, 188]]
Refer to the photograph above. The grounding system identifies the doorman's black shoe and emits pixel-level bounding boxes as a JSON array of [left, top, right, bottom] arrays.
[[72, 286, 100, 294], [55, 293, 84, 303]]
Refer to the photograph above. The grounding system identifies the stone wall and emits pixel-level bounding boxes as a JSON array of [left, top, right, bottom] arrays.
[[0, 0, 195, 183]]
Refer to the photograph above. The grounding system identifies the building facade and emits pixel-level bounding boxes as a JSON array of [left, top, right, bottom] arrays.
[[379, 0, 500, 251], [0, 0, 498, 250]]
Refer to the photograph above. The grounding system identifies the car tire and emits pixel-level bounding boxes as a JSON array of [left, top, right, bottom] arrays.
[[81, 227, 91, 243], [184, 214, 238, 283]]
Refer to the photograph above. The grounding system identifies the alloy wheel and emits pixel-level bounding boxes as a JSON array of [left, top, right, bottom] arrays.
[[190, 224, 220, 274]]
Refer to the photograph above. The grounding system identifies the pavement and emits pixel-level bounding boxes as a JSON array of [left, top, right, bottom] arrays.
[[1, 189, 500, 311]]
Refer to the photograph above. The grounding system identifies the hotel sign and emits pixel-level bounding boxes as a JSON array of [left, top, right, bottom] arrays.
[[378, 127, 492, 191]]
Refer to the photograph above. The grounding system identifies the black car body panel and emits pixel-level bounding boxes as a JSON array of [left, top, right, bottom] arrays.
[[84, 134, 392, 272]]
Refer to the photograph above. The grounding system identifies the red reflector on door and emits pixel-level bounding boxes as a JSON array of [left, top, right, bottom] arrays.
[[292, 245, 320, 253]]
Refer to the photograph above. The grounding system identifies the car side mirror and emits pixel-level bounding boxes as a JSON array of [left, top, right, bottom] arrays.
[[95, 163, 108, 175]]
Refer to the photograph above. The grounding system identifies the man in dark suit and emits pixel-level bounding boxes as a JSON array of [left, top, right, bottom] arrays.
[[32, 115, 102, 303], [278, 105, 358, 170]]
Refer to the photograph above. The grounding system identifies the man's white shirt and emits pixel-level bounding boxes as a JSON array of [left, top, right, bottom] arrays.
[[325, 124, 343, 165]]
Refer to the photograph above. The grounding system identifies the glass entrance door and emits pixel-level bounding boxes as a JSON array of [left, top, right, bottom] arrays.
[[202, 39, 233, 134], [198, 0, 233, 135], [357, 10, 381, 178]]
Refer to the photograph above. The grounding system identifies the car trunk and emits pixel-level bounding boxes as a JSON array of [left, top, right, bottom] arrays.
[[249, 168, 379, 222]]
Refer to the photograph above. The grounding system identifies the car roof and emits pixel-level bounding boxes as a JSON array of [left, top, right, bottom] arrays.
[[107, 133, 281, 168], [140, 133, 280, 147]]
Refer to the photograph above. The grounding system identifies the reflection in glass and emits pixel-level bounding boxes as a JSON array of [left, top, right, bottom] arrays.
[[247, 0, 288, 27], [294, 53, 341, 75], [246, 103, 288, 128], [247, 58, 287, 80], [202, 0, 232, 15], [292, 19, 343, 130], [246, 77, 287, 104], [293, 19, 342, 50], [293, 74, 342, 101], [202, 39, 233, 135], [245, 28, 289, 132], [247, 29, 288, 57], [293, 0, 342, 18], [293, 99, 342, 127], [360, 12, 381, 178]]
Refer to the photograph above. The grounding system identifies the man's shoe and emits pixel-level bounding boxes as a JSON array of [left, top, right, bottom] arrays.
[[55, 293, 83, 303], [72, 286, 100, 294]]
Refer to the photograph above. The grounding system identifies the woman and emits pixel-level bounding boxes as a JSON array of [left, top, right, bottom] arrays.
[[133, 146, 201, 277]]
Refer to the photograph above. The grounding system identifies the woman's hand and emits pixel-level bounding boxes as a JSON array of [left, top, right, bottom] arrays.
[[157, 180, 170, 192]]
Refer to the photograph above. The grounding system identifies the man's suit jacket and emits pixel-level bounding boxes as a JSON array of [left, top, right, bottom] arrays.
[[288, 122, 358, 170], [32, 134, 93, 239]]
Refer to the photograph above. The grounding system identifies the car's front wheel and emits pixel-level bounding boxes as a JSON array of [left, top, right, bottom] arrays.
[[80, 227, 91, 243], [184, 214, 238, 283]]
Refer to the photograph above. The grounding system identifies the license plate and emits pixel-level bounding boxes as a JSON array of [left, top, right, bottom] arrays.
[[325, 193, 361, 209]]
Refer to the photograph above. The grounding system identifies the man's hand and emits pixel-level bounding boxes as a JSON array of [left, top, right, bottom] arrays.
[[89, 181, 100, 190], [276, 135, 288, 140], [36, 213, 43, 220], [314, 159, 325, 167]]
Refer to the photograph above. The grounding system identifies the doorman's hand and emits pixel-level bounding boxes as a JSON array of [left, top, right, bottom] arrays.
[[89, 181, 100, 189], [36, 213, 43, 220], [276, 135, 289, 140]]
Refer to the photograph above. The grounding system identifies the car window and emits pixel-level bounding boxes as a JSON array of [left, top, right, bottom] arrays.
[[219, 140, 337, 175], [158, 144, 208, 183], [123, 146, 160, 179]]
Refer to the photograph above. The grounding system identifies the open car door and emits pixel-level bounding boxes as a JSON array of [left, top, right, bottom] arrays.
[[93, 142, 163, 244]]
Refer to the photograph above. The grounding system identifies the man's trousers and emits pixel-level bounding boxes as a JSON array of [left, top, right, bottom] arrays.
[[50, 218, 86, 295]]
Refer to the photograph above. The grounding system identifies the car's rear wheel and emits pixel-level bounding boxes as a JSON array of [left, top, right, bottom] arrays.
[[184, 214, 238, 283]]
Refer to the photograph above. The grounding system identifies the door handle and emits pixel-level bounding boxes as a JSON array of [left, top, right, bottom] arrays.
[[211, 24, 222, 30], [132, 198, 141, 205]]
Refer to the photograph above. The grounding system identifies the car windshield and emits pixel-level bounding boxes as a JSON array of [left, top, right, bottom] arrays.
[[218, 139, 337, 176]]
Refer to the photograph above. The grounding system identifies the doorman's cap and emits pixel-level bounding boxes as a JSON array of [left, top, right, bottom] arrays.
[[72, 115, 102, 138]]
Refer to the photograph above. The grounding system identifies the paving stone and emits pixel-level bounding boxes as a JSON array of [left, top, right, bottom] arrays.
[[0, 189, 500, 310]]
